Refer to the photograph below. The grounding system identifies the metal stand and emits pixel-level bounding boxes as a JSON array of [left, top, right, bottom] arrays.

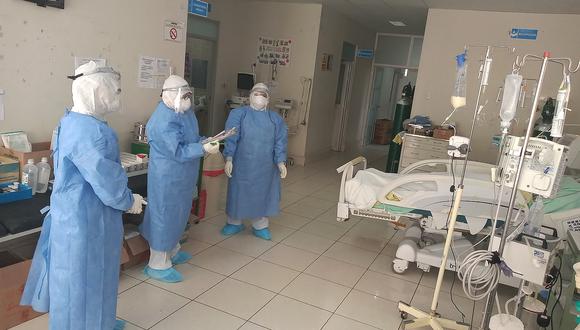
[[399, 46, 496, 330], [480, 52, 580, 329]]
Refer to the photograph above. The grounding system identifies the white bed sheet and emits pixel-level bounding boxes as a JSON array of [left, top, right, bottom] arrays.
[[344, 168, 436, 209]]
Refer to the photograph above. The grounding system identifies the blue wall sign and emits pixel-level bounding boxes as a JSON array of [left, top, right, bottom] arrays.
[[189, 0, 209, 17], [356, 49, 374, 59], [510, 28, 538, 40]]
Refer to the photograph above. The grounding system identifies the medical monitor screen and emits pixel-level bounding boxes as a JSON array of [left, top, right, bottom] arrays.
[[237, 73, 255, 91]]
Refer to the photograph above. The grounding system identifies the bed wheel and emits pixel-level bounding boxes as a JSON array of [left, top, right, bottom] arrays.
[[392, 259, 409, 274]]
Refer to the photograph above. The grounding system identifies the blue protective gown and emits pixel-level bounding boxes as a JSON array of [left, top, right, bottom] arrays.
[[224, 106, 288, 220], [21, 111, 134, 330], [140, 102, 204, 251]]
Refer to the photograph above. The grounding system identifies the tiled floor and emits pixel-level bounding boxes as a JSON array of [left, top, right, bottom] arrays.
[[12, 148, 516, 330]]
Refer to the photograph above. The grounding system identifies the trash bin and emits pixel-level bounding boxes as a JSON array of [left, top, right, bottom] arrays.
[[199, 152, 226, 219]]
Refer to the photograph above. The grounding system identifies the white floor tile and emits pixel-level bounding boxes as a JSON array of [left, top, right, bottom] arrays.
[[239, 322, 269, 330], [305, 256, 366, 287], [188, 221, 228, 244], [380, 243, 398, 257], [259, 244, 320, 271], [121, 321, 144, 330], [189, 246, 253, 276], [146, 263, 225, 299], [203, 213, 228, 226], [355, 271, 417, 303], [232, 259, 299, 292], [285, 181, 327, 196], [310, 186, 340, 202], [338, 234, 390, 253], [117, 282, 189, 329], [281, 273, 351, 312], [369, 254, 423, 283], [122, 262, 150, 281], [322, 314, 380, 330], [270, 212, 312, 229], [251, 295, 332, 330], [283, 231, 334, 254], [280, 191, 307, 208], [419, 268, 468, 298], [347, 220, 396, 241], [300, 221, 349, 240], [324, 242, 379, 268], [268, 223, 296, 242], [118, 273, 142, 294], [217, 231, 276, 257], [196, 278, 275, 320], [8, 314, 49, 330], [410, 285, 474, 325], [283, 197, 335, 219], [179, 239, 212, 256], [150, 301, 245, 330], [336, 290, 402, 330]]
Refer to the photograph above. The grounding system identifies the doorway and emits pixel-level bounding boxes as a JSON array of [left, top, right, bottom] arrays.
[[364, 66, 417, 145], [331, 42, 357, 152], [185, 15, 219, 136]]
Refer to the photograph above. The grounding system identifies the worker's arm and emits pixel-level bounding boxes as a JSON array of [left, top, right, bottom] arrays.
[[274, 113, 288, 165], [223, 109, 243, 160], [154, 119, 205, 163], [72, 137, 134, 211]]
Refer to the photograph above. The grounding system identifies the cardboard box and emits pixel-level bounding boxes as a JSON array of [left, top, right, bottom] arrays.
[[121, 235, 150, 269], [433, 127, 454, 140], [0, 259, 44, 330], [120, 245, 130, 265], [0, 155, 19, 184], [373, 119, 393, 145], [373, 134, 392, 145], [0, 142, 52, 180], [406, 124, 429, 136]]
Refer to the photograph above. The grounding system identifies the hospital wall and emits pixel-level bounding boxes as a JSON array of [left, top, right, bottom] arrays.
[[306, 6, 374, 161], [413, 8, 580, 163], [0, 0, 188, 151], [208, 0, 322, 165]]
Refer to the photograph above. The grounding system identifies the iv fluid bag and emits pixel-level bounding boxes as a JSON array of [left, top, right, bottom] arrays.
[[551, 87, 568, 138], [451, 52, 467, 110], [499, 73, 523, 129]]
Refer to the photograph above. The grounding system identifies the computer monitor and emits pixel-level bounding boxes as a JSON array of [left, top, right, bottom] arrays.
[[237, 73, 255, 91]]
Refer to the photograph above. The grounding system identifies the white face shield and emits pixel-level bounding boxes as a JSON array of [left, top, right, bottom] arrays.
[[161, 75, 193, 113], [249, 83, 270, 111], [69, 61, 122, 120]]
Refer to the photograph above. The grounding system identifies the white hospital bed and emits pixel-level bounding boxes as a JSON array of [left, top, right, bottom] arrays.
[[336, 157, 528, 274]]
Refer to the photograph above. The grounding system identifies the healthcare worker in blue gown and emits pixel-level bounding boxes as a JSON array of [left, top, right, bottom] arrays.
[[20, 61, 145, 330], [221, 83, 288, 240], [140, 75, 220, 283]]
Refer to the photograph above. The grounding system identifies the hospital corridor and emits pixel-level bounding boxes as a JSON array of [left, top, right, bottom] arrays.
[[3, 1, 580, 330]]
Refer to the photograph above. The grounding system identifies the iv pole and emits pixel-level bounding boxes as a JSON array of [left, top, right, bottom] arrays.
[[480, 52, 580, 329], [399, 45, 508, 330]]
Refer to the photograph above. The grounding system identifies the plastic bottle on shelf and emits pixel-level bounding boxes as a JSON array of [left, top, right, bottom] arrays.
[[36, 157, 51, 193], [22, 159, 39, 195]]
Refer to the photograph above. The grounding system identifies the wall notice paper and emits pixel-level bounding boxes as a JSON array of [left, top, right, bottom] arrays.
[[74, 57, 106, 69], [0, 89, 4, 121], [138, 56, 171, 89], [164, 20, 185, 42], [257, 37, 292, 66]]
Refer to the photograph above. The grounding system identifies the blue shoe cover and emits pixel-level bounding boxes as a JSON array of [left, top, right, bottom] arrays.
[[171, 251, 192, 265], [253, 227, 272, 240], [114, 320, 126, 330], [221, 223, 245, 236], [144, 266, 183, 283]]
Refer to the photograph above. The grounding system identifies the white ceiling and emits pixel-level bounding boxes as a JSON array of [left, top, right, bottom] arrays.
[[257, 0, 580, 35]]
